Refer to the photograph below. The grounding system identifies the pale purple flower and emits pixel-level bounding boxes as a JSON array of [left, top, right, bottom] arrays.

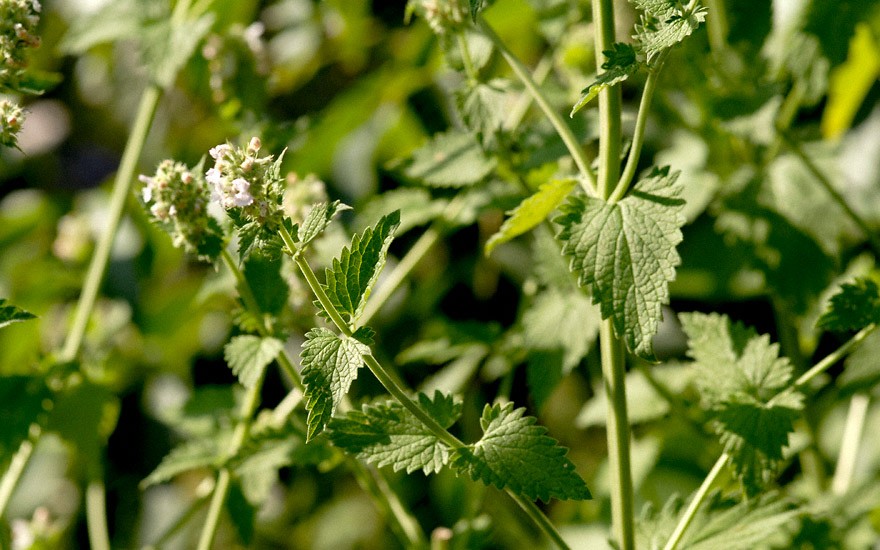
[[231, 177, 253, 206], [209, 143, 232, 160]]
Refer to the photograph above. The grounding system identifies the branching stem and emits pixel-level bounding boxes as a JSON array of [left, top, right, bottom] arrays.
[[477, 19, 597, 194], [662, 454, 728, 550]]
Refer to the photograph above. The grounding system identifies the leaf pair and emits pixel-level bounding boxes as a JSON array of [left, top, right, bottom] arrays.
[[330, 394, 591, 502]]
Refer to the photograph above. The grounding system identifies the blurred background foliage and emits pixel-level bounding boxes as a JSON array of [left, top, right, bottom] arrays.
[[2, 0, 880, 548]]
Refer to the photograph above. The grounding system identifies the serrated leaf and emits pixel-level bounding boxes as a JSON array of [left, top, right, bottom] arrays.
[[0, 299, 36, 330], [301, 328, 370, 441], [404, 131, 496, 187], [141, 436, 226, 488], [224, 336, 283, 389], [323, 212, 400, 324], [329, 391, 461, 474], [485, 178, 577, 256], [452, 402, 591, 502], [556, 166, 685, 359], [680, 312, 803, 493], [633, 1, 707, 62], [299, 200, 349, 248], [571, 43, 640, 116], [817, 278, 880, 332]]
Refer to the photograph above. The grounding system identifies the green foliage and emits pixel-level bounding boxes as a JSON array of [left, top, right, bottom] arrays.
[[0, 376, 50, 459], [0, 299, 35, 330], [680, 313, 804, 493], [301, 328, 370, 441], [323, 212, 400, 325], [141, 436, 226, 488], [224, 335, 283, 389], [817, 278, 880, 332], [404, 131, 497, 187], [242, 254, 288, 316], [329, 391, 461, 474], [632, 0, 708, 62], [452, 402, 591, 502], [556, 166, 685, 359], [298, 200, 349, 249], [571, 43, 640, 116], [485, 178, 577, 256]]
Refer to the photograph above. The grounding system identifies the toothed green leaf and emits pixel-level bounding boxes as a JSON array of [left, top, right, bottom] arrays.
[[680, 312, 804, 493], [301, 328, 370, 441], [451, 402, 591, 502], [817, 278, 880, 332], [485, 178, 578, 256], [0, 299, 36, 330], [329, 391, 461, 474], [323, 212, 400, 324], [555, 166, 685, 359], [571, 43, 641, 116], [632, 0, 708, 62], [224, 336, 284, 389], [299, 200, 349, 249]]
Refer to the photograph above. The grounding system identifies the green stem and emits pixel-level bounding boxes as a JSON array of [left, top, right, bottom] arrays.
[[0, 426, 39, 518], [60, 87, 161, 362], [219, 249, 303, 389], [599, 322, 634, 550], [195, 370, 265, 550], [831, 393, 870, 494], [703, 0, 728, 55], [593, 0, 633, 547], [663, 454, 728, 550], [456, 32, 479, 82], [348, 460, 427, 549], [285, 228, 570, 549], [503, 56, 554, 131], [796, 324, 877, 388], [477, 19, 597, 193], [612, 51, 668, 203], [777, 130, 880, 257], [86, 475, 111, 550], [143, 491, 211, 550]]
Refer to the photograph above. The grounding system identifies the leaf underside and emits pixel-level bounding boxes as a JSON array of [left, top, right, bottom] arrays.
[[224, 335, 283, 389], [299, 200, 349, 249]]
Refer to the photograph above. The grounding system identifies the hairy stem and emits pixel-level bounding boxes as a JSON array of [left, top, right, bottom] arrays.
[[663, 454, 728, 550], [777, 130, 880, 257], [477, 19, 597, 193], [832, 393, 870, 494], [612, 51, 668, 203]]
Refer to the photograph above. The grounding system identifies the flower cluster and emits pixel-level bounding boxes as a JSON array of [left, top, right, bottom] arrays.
[[1, 0, 41, 91], [411, 0, 468, 35], [205, 136, 285, 227], [0, 98, 24, 148], [139, 159, 221, 256]]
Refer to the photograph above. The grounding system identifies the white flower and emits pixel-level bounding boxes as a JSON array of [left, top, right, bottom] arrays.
[[205, 167, 222, 186], [141, 186, 152, 203], [230, 177, 253, 206], [209, 143, 232, 160]]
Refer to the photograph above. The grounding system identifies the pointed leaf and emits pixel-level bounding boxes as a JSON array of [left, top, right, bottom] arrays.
[[817, 278, 880, 332], [141, 436, 227, 488], [452, 402, 591, 502], [323, 212, 400, 324], [556, 166, 685, 359], [485, 178, 577, 256], [301, 328, 370, 441], [633, 0, 708, 63], [329, 391, 461, 474], [0, 299, 36, 330], [224, 336, 284, 389], [571, 43, 640, 116], [299, 200, 349, 249]]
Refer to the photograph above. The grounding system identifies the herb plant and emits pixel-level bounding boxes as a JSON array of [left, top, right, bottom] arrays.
[[3, 0, 880, 549]]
